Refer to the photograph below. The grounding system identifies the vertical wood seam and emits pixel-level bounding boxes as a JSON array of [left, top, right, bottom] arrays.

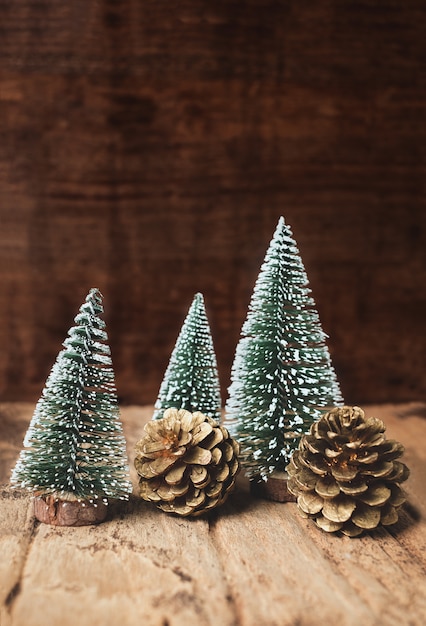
[[3, 498, 39, 619], [207, 514, 241, 626]]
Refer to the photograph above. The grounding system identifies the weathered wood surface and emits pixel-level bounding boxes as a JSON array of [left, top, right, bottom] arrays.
[[0, 2, 426, 407], [1, 403, 425, 626]]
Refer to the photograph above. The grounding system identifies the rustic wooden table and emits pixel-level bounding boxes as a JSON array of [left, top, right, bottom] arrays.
[[1, 403, 425, 626]]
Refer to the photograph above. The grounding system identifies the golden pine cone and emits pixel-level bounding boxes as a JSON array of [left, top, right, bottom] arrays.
[[286, 406, 409, 537], [134, 408, 240, 517]]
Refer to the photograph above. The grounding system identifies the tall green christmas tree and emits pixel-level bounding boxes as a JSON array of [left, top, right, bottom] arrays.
[[153, 293, 221, 422], [225, 217, 343, 482], [11, 289, 132, 524]]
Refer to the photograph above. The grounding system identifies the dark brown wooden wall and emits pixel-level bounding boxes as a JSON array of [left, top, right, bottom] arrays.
[[0, 1, 425, 406]]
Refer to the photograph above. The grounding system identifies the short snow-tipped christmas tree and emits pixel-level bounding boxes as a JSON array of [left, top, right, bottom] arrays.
[[11, 289, 132, 524], [225, 217, 343, 482], [153, 293, 221, 422]]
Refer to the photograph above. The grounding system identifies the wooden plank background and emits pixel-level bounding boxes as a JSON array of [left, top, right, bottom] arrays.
[[0, 1, 425, 407], [1, 402, 425, 626]]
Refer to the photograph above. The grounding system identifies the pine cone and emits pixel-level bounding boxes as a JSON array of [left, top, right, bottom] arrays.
[[286, 406, 409, 537], [134, 408, 240, 517]]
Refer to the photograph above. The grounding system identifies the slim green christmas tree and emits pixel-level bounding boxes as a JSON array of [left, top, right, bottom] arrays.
[[11, 288, 132, 525], [225, 217, 343, 493], [153, 293, 221, 422]]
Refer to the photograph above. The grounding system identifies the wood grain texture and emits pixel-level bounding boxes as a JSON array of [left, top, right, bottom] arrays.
[[1, 402, 425, 626], [0, 1, 425, 406]]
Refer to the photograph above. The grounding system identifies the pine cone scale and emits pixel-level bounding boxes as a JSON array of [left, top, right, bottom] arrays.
[[184, 446, 212, 465], [170, 483, 190, 497], [186, 490, 205, 508], [206, 481, 223, 498], [358, 484, 391, 506], [339, 479, 368, 495], [380, 504, 399, 526], [352, 504, 381, 529], [222, 441, 235, 462], [356, 451, 379, 464], [190, 465, 209, 487], [322, 495, 356, 523], [305, 435, 327, 454], [324, 448, 344, 460], [139, 478, 161, 501], [330, 464, 358, 481], [292, 467, 318, 491], [157, 484, 177, 501], [204, 429, 224, 449], [303, 455, 329, 476], [377, 441, 404, 460], [316, 516, 343, 533], [314, 476, 340, 498], [388, 461, 410, 482], [298, 492, 323, 515], [389, 484, 405, 507], [361, 461, 394, 477], [341, 522, 363, 537], [191, 421, 213, 445], [214, 464, 230, 482], [164, 463, 186, 485], [211, 448, 222, 464], [136, 461, 158, 479]]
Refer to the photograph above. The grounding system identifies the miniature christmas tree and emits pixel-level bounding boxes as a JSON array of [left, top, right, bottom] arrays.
[[11, 288, 132, 525], [153, 293, 221, 422], [225, 217, 343, 499]]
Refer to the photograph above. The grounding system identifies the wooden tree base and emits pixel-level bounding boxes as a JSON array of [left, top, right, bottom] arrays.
[[34, 495, 108, 526], [250, 472, 296, 503]]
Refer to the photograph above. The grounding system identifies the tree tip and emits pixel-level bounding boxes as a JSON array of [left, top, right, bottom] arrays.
[[191, 293, 206, 311], [88, 287, 102, 298]]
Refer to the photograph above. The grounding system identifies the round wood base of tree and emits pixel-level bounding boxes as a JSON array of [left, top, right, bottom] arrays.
[[250, 472, 296, 503], [34, 495, 108, 526]]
